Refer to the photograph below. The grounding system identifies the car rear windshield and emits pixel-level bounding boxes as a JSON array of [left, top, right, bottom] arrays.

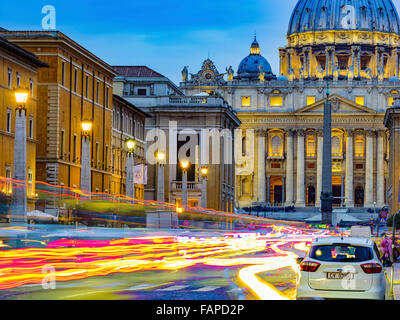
[[309, 244, 373, 262]]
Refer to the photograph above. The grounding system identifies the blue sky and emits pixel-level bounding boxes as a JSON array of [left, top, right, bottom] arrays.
[[1, 0, 400, 84]]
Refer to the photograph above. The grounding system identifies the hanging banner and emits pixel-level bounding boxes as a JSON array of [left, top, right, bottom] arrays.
[[133, 164, 147, 185]]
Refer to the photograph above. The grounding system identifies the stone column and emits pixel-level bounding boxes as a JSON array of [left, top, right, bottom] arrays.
[[285, 130, 294, 206], [126, 153, 134, 199], [315, 129, 323, 207], [296, 129, 306, 207], [345, 129, 354, 207], [80, 135, 91, 192], [256, 129, 266, 203], [11, 108, 27, 223], [266, 175, 270, 205], [384, 101, 400, 216], [156, 163, 165, 202], [201, 176, 207, 208], [364, 130, 374, 207], [376, 130, 385, 207], [182, 169, 188, 206]]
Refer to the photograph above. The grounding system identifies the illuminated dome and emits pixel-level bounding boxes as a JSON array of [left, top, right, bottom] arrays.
[[288, 0, 400, 35], [237, 37, 276, 80]]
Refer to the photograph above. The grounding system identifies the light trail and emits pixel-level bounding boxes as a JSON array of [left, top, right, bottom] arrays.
[[0, 226, 338, 296]]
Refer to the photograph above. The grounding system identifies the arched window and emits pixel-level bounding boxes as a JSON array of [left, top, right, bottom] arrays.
[[354, 135, 365, 157], [242, 136, 246, 156], [271, 136, 282, 156], [306, 135, 316, 157], [332, 136, 341, 156]]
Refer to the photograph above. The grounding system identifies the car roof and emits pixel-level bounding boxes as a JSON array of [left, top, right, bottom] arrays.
[[311, 236, 374, 247]]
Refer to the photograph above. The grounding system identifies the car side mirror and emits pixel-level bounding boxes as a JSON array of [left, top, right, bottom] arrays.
[[296, 257, 304, 265]]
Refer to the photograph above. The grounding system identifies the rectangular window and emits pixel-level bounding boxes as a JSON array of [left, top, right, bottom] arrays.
[[85, 74, 89, 98], [29, 116, 33, 139], [74, 69, 78, 92], [388, 97, 394, 107], [60, 130, 65, 160], [5, 166, 12, 194], [112, 152, 115, 174], [27, 169, 33, 196], [73, 134, 77, 162], [16, 73, 20, 87], [96, 81, 99, 102], [61, 61, 65, 86], [307, 96, 316, 105], [137, 88, 147, 96], [241, 96, 251, 107], [6, 109, 11, 133], [106, 87, 109, 107], [95, 142, 100, 168], [270, 96, 283, 107], [105, 145, 109, 171], [30, 79, 34, 98], [355, 96, 364, 106], [7, 69, 12, 88]]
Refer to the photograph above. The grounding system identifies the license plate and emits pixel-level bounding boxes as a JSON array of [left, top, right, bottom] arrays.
[[326, 272, 354, 280]]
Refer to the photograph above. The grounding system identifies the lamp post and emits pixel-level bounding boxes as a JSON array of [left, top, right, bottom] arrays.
[[156, 151, 165, 202], [11, 88, 29, 224], [321, 77, 333, 225], [126, 139, 136, 200], [80, 120, 92, 193], [200, 167, 208, 208], [180, 160, 190, 206]]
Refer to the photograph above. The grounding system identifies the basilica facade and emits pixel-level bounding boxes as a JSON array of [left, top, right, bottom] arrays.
[[180, 0, 400, 209]]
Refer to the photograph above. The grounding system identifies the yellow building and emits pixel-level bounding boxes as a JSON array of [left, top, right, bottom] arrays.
[[111, 94, 148, 199], [0, 36, 48, 210], [0, 31, 117, 202]]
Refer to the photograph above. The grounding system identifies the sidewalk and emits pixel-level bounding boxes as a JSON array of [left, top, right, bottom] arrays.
[[390, 263, 400, 300]]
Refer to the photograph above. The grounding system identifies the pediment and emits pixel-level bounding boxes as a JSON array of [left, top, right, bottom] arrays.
[[295, 94, 377, 115]]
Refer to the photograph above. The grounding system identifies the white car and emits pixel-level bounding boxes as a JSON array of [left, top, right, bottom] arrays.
[[296, 236, 390, 300]]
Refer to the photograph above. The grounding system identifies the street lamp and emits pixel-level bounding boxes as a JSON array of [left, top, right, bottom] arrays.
[[180, 160, 190, 206], [200, 167, 208, 208], [80, 120, 92, 193], [156, 151, 165, 202], [11, 88, 29, 224], [126, 139, 136, 199]]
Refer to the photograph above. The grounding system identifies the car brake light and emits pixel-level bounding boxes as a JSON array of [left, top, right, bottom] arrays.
[[360, 263, 382, 274], [300, 261, 320, 272]]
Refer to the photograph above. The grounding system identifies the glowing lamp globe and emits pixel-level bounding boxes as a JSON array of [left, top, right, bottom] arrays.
[[15, 89, 28, 104]]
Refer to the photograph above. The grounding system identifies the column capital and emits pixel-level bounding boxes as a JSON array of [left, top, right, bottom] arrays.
[[296, 128, 305, 137], [345, 128, 354, 136], [285, 128, 296, 137], [365, 129, 376, 137], [316, 128, 324, 137], [255, 128, 266, 137]]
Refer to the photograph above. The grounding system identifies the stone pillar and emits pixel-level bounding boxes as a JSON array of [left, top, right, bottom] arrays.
[[364, 130, 374, 207], [201, 176, 207, 208], [384, 101, 400, 216], [285, 130, 294, 206], [345, 129, 354, 207], [315, 129, 323, 207], [296, 129, 305, 207], [80, 135, 91, 192], [256, 129, 266, 203], [126, 153, 134, 199], [182, 169, 188, 206], [156, 163, 165, 202], [266, 175, 270, 205], [376, 130, 385, 208], [11, 109, 27, 223]]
